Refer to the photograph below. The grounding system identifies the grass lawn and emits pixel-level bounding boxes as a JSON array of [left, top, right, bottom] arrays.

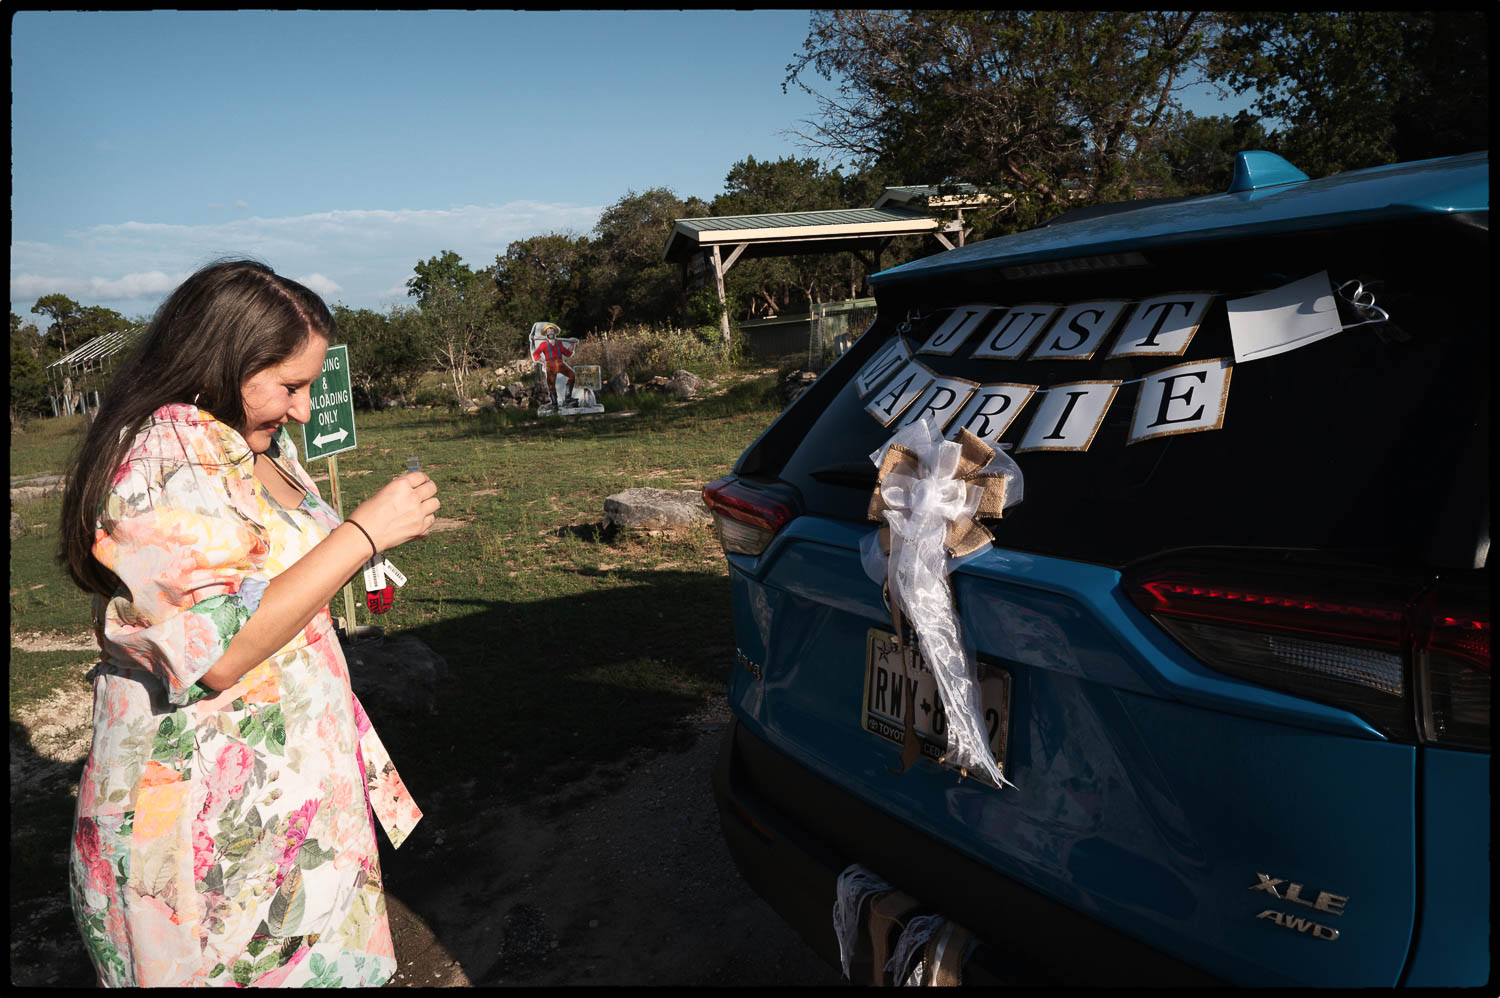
[[9, 364, 790, 873]]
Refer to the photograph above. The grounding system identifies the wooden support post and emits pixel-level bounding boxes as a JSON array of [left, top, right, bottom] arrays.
[[326, 454, 359, 636], [711, 244, 730, 346]]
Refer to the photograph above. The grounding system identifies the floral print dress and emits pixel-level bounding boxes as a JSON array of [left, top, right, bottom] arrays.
[[69, 404, 421, 987]]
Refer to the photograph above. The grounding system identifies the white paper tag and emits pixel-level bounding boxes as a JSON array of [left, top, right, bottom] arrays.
[[363, 558, 385, 592], [381, 559, 407, 587], [1227, 271, 1341, 364]]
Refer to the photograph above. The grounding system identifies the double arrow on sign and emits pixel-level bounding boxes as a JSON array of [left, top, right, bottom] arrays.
[[312, 427, 349, 449]]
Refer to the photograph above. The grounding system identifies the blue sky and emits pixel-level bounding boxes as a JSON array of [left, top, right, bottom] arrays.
[[11, 10, 1252, 324]]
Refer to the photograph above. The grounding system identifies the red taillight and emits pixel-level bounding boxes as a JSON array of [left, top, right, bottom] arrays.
[[1135, 579, 1405, 647], [1125, 561, 1490, 749], [1412, 586, 1490, 750], [703, 477, 794, 556]]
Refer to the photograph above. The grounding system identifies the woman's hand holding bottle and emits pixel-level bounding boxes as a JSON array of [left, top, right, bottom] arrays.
[[348, 472, 440, 552]]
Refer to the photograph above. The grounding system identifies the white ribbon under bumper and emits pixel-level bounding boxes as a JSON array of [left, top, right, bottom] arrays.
[[859, 417, 1021, 789]]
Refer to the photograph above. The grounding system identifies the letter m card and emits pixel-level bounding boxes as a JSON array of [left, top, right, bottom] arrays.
[[855, 336, 912, 398]]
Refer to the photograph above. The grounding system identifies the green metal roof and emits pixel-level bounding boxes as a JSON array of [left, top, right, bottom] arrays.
[[672, 206, 931, 233], [663, 206, 940, 263]]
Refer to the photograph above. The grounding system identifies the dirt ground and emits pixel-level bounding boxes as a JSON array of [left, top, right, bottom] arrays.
[[378, 696, 844, 987], [8, 635, 845, 988]]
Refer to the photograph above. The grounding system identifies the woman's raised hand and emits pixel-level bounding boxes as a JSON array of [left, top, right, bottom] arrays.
[[347, 472, 441, 553]]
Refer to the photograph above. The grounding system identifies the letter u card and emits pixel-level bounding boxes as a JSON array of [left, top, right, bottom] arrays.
[[971, 305, 1060, 360]]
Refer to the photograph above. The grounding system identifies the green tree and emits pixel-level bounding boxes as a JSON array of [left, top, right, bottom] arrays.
[[73, 305, 134, 346], [491, 232, 591, 346], [1149, 110, 1275, 195], [786, 11, 1216, 230], [331, 305, 430, 407], [1210, 12, 1490, 178], [406, 250, 476, 309], [31, 293, 84, 354], [587, 188, 709, 330], [420, 270, 500, 403], [10, 313, 52, 421]]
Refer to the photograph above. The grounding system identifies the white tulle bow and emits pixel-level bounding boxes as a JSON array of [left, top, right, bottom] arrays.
[[859, 416, 1022, 789]]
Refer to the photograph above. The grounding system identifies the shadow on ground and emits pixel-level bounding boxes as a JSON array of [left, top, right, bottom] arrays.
[[8, 565, 841, 987]]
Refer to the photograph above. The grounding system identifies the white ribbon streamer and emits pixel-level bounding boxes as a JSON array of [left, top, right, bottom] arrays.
[[860, 417, 1021, 790], [833, 864, 893, 980]]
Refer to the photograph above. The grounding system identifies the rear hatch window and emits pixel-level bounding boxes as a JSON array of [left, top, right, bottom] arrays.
[[746, 215, 1489, 573]]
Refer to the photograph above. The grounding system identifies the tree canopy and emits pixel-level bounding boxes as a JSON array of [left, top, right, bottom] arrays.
[[785, 11, 1216, 230], [1210, 11, 1490, 177]]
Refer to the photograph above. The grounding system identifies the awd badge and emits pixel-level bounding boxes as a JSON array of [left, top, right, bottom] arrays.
[[1250, 873, 1347, 942]]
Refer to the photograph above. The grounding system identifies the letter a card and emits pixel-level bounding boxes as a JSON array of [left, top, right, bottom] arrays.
[[864, 360, 935, 427]]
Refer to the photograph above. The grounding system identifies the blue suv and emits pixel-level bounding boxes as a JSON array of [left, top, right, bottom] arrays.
[[705, 151, 1489, 986]]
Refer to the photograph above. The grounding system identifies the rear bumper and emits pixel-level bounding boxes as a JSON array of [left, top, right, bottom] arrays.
[[712, 717, 1224, 987]]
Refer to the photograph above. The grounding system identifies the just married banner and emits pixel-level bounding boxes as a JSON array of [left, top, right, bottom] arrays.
[[855, 271, 1379, 453]]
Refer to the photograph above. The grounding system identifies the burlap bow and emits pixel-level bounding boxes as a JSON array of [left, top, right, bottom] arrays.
[[860, 418, 1018, 787], [867, 427, 1009, 561]]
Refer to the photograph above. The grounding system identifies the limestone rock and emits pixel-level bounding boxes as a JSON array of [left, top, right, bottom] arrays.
[[10, 474, 66, 505], [604, 487, 710, 532], [10, 510, 26, 540], [668, 369, 701, 400], [778, 369, 819, 405]]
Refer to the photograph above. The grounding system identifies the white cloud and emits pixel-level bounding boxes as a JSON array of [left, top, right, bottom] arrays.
[[293, 273, 343, 298], [10, 200, 604, 317], [10, 269, 188, 301]]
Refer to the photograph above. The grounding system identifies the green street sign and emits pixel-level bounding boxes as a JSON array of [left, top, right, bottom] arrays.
[[301, 344, 358, 461]]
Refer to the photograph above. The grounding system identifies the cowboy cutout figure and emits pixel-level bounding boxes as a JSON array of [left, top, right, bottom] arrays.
[[530, 321, 578, 409]]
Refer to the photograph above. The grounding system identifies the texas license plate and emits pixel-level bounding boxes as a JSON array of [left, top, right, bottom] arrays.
[[863, 628, 1012, 777]]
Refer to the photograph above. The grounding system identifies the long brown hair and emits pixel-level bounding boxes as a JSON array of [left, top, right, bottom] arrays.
[[58, 259, 335, 597]]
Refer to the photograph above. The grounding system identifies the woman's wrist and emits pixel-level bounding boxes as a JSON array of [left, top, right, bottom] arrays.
[[343, 517, 378, 557]]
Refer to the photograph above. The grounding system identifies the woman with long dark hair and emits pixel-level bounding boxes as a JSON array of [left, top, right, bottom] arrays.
[[58, 259, 440, 986]]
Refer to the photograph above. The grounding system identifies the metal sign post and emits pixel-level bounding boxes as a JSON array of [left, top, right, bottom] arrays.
[[300, 344, 360, 635]]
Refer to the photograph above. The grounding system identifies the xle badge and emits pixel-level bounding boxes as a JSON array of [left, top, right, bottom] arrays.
[[1250, 873, 1347, 941]]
